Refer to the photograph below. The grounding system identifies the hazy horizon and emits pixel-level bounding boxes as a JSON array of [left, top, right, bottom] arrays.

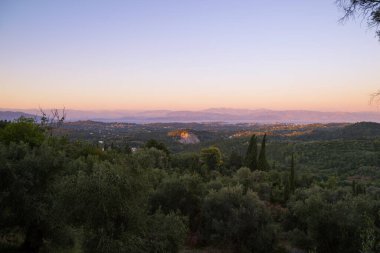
[[2, 106, 380, 113], [2, 107, 380, 124], [1, 0, 380, 111]]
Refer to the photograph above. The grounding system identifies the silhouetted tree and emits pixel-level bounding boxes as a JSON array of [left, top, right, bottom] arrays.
[[0, 120, 9, 129], [245, 135, 258, 170], [258, 134, 270, 171], [289, 154, 295, 194], [337, 0, 380, 39], [39, 107, 66, 136], [283, 178, 290, 202]]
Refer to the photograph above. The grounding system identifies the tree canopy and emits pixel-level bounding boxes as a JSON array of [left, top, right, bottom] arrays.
[[337, 0, 380, 39], [1, 119, 380, 253]]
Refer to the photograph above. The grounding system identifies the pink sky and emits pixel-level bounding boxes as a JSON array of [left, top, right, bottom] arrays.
[[1, 1, 380, 112]]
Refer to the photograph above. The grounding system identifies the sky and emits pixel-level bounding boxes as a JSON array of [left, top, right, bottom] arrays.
[[0, 0, 380, 112]]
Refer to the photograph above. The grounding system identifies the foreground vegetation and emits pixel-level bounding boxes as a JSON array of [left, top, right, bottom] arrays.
[[1, 118, 379, 253]]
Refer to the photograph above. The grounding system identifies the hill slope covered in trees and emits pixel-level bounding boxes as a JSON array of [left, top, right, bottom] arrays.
[[0, 119, 379, 253]]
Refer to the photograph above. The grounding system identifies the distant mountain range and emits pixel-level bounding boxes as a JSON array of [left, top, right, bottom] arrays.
[[1, 108, 380, 123], [0, 111, 38, 121]]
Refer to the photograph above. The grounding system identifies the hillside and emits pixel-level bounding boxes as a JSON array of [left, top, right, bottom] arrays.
[[298, 122, 380, 140], [0, 111, 37, 121]]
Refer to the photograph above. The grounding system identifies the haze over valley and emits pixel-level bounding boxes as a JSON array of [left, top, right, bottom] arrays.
[[2, 108, 380, 123]]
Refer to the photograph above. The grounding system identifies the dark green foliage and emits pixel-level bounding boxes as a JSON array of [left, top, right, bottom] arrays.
[[149, 174, 205, 232], [135, 147, 169, 169], [360, 214, 377, 253], [143, 211, 188, 253], [340, 122, 380, 139], [0, 121, 188, 253], [200, 146, 222, 171], [352, 180, 367, 196], [0, 117, 45, 147], [170, 152, 200, 172], [0, 120, 10, 129], [286, 187, 380, 253], [200, 186, 277, 253], [288, 228, 314, 250], [57, 151, 187, 253], [245, 134, 258, 170], [145, 139, 170, 155], [233, 167, 268, 193], [234, 167, 255, 192], [0, 140, 72, 253], [1, 120, 380, 253], [227, 151, 243, 171], [258, 134, 270, 171], [289, 154, 295, 194], [267, 139, 380, 173], [60, 160, 148, 253], [283, 177, 290, 202], [124, 142, 132, 154]]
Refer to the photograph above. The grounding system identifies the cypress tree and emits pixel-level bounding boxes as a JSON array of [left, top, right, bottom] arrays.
[[245, 135, 258, 170], [283, 178, 290, 202], [289, 154, 295, 194], [258, 134, 270, 171]]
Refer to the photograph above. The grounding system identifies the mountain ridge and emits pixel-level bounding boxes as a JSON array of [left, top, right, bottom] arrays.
[[1, 108, 380, 123]]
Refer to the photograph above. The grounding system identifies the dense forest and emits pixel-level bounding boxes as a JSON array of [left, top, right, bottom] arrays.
[[1, 118, 380, 253]]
